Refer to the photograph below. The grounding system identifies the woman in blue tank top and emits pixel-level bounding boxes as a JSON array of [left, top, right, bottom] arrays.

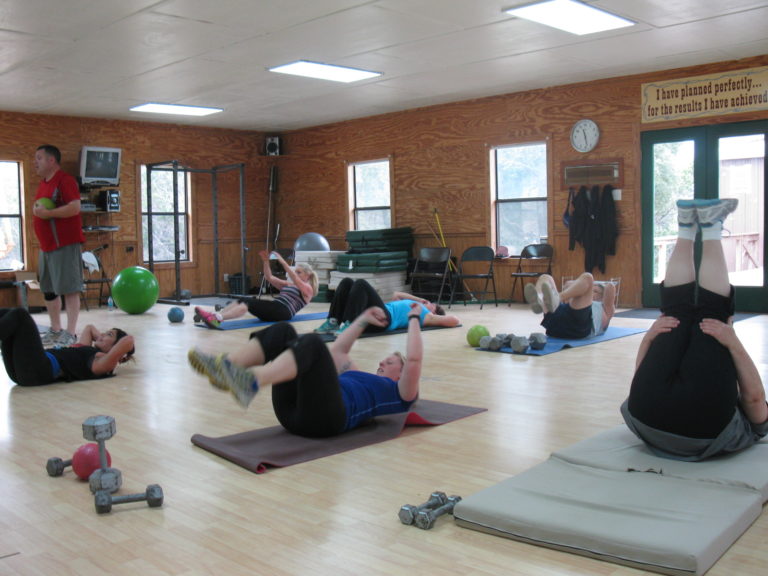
[[188, 304, 424, 438], [195, 250, 318, 328]]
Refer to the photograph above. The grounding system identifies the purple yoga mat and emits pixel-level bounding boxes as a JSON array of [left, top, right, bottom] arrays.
[[191, 399, 486, 473]]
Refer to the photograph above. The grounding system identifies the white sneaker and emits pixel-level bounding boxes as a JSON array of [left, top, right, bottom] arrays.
[[675, 199, 697, 227], [696, 199, 738, 227], [524, 284, 543, 314], [541, 282, 561, 313]]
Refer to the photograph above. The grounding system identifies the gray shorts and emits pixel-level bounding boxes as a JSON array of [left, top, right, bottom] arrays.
[[39, 243, 84, 295]]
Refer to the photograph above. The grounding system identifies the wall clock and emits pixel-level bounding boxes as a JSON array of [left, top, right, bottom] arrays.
[[570, 119, 600, 153]]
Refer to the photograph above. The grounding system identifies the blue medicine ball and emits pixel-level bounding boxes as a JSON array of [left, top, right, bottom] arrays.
[[167, 307, 185, 323]]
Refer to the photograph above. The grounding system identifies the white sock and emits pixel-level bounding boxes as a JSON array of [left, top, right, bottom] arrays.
[[215, 312, 223, 321], [700, 221, 723, 241], [678, 223, 697, 241]]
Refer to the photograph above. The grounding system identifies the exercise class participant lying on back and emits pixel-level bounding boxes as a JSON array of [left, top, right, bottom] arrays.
[[314, 277, 460, 334], [524, 272, 616, 339], [0, 307, 135, 386], [195, 250, 318, 328], [188, 304, 423, 438], [621, 199, 767, 461]]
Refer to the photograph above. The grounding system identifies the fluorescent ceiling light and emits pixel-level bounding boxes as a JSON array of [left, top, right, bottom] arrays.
[[269, 60, 381, 83], [505, 0, 634, 35], [130, 103, 223, 116]]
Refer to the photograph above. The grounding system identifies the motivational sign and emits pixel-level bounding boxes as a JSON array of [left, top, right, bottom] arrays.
[[641, 66, 768, 123]]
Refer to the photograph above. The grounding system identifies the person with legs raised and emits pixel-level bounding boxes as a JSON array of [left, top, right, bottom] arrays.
[[187, 303, 424, 438], [524, 272, 616, 339], [621, 198, 767, 461]]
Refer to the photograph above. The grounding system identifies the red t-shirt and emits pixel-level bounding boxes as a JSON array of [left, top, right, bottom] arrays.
[[34, 169, 85, 252]]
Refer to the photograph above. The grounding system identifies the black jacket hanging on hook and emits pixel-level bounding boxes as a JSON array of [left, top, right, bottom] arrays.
[[568, 184, 618, 273]]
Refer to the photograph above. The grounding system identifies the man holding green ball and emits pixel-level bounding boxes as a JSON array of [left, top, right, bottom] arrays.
[[33, 145, 85, 347]]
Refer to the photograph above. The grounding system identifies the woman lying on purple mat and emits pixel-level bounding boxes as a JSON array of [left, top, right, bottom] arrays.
[[621, 198, 767, 461], [187, 303, 423, 438]]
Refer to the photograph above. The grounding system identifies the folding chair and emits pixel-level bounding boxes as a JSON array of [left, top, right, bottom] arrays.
[[449, 246, 497, 309], [81, 245, 112, 310], [410, 247, 452, 304], [509, 243, 553, 304]]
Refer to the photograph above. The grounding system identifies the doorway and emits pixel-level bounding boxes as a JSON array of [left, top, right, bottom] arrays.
[[641, 120, 766, 311]]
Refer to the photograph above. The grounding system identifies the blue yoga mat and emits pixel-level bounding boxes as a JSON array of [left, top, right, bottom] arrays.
[[195, 311, 328, 331], [477, 326, 646, 356]]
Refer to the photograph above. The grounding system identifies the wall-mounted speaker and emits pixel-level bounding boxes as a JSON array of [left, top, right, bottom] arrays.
[[265, 136, 281, 156]]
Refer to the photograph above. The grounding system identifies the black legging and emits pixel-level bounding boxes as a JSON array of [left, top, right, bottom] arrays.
[[0, 308, 56, 386], [251, 323, 346, 437], [328, 278, 390, 333], [627, 282, 738, 438], [244, 298, 293, 322]]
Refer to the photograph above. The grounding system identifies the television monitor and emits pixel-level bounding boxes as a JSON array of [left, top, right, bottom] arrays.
[[79, 146, 122, 186]]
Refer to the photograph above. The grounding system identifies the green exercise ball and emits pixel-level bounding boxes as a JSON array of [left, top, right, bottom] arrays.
[[111, 266, 159, 314], [36, 197, 56, 209], [466, 325, 490, 347]]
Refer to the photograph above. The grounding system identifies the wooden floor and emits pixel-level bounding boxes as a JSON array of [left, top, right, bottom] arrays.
[[1, 300, 766, 575]]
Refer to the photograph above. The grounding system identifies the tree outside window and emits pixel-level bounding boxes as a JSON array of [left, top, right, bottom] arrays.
[[350, 159, 391, 230], [140, 165, 190, 263], [493, 143, 548, 254], [0, 161, 24, 270]]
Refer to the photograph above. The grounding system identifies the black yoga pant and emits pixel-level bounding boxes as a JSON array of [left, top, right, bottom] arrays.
[[627, 282, 738, 438], [250, 323, 346, 437], [328, 278, 390, 333], [243, 298, 293, 322], [0, 308, 55, 386]]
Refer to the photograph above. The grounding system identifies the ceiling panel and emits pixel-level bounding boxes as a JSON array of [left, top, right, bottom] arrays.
[[0, 0, 764, 130]]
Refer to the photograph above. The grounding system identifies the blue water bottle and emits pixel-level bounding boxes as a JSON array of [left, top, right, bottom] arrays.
[[107, 296, 114, 311]]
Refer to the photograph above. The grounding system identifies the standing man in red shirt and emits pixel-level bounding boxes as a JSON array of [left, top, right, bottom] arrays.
[[33, 145, 85, 347]]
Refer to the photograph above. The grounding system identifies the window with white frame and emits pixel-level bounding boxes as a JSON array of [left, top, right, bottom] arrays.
[[0, 161, 24, 270], [349, 159, 391, 230], [492, 142, 548, 254], [140, 165, 191, 263]]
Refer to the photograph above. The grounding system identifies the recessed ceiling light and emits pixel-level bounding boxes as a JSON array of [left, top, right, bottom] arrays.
[[269, 60, 381, 83], [504, 0, 634, 35], [130, 103, 223, 117]]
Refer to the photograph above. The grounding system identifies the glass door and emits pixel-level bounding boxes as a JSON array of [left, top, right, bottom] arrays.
[[641, 120, 766, 312]]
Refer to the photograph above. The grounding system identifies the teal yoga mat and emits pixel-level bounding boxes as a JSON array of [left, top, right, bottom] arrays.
[[195, 311, 328, 331], [476, 326, 646, 356]]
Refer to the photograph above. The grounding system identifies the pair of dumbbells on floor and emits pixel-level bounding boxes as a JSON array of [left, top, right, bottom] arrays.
[[399, 491, 462, 530], [479, 331, 547, 353], [46, 415, 163, 514]]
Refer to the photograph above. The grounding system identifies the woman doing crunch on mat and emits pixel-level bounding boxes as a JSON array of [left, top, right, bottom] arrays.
[[188, 303, 423, 438], [196, 250, 318, 328]]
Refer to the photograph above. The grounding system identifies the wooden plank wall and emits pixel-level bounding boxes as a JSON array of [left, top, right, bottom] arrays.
[[0, 113, 266, 304], [1, 54, 766, 308], [273, 55, 768, 307]]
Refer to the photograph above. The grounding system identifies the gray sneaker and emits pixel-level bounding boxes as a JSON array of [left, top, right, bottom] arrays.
[[524, 283, 543, 314], [217, 357, 259, 408], [55, 331, 77, 347], [187, 348, 229, 391], [41, 328, 64, 348], [696, 198, 738, 227]]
